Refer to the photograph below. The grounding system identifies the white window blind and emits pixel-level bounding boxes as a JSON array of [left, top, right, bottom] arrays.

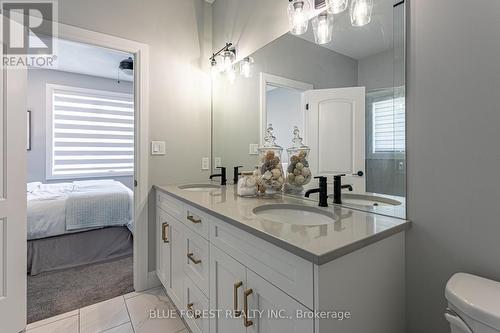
[[47, 85, 134, 179], [372, 96, 405, 153]]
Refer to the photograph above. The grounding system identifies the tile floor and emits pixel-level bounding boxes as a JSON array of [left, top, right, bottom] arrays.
[[26, 287, 189, 333]]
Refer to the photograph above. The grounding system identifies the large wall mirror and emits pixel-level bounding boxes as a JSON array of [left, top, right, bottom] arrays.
[[212, 0, 406, 219]]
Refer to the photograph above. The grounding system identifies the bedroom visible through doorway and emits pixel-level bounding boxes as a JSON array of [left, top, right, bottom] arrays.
[[26, 37, 136, 323]]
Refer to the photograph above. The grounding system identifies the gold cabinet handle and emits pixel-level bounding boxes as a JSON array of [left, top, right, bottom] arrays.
[[187, 252, 202, 264], [161, 223, 169, 243], [187, 215, 202, 224], [233, 281, 243, 317], [243, 288, 253, 327], [187, 302, 200, 319]]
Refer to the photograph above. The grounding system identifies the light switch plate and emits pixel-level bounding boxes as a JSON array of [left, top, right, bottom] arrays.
[[214, 157, 221, 169], [249, 144, 259, 155], [151, 141, 166, 155], [202, 157, 210, 170]]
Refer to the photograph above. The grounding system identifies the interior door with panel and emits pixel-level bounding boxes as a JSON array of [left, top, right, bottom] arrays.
[[304, 87, 366, 193], [244, 270, 313, 333], [156, 208, 171, 287], [210, 245, 246, 333], [0, 34, 28, 332]]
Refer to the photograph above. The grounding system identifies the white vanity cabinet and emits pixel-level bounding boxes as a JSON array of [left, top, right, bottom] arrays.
[[156, 189, 406, 333]]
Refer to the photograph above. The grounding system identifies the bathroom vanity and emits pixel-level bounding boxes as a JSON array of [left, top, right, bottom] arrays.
[[155, 184, 409, 333]]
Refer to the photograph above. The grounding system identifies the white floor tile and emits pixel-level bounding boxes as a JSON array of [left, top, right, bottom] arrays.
[[125, 289, 186, 333], [80, 296, 130, 333], [102, 322, 134, 333], [27, 309, 79, 331], [27, 315, 79, 333]]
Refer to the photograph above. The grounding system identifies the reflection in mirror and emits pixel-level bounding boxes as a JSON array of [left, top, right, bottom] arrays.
[[212, 0, 406, 218]]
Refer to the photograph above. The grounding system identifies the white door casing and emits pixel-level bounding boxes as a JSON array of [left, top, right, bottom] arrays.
[[0, 29, 28, 333], [304, 87, 366, 193]]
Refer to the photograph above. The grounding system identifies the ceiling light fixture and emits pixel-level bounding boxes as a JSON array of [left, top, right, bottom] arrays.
[[288, 0, 310, 35], [325, 0, 348, 14], [350, 0, 373, 27], [312, 12, 334, 44]]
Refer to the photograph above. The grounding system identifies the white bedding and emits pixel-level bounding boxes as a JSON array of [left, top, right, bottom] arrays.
[[27, 180, 133, 240]]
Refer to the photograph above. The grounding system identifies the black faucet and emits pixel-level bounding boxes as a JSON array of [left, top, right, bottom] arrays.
[[233, 166, 243, 184], [333, 174, 353, 204], [305, 176, 328, 207], [210, 167, 227, 186]]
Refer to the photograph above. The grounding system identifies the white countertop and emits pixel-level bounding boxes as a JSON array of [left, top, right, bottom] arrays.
[[155, 184, 411, 265]]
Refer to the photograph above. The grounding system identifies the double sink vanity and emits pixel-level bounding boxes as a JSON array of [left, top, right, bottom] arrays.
[[155, 183, 409, 333]]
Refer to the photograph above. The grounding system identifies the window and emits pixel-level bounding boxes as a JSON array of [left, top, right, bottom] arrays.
[[46, 84, 134, 179], [372, 96, 405, 154]]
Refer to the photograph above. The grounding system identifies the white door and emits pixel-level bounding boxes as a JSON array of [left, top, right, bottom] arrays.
[[304, 87, 366, 193], [156, 209, 171, 287], [245, 270, 313, 333], [0, 46, 28, 332], [169, 218, 185, 309], [209, 245, 246, 333]]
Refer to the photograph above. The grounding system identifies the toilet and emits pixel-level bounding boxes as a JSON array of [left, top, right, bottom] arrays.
[[446, 273, 500, 333]]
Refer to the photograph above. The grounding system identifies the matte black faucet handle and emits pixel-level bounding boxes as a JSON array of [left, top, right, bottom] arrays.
[[314, 176, 328, 185], [233, 166, 243, 184]]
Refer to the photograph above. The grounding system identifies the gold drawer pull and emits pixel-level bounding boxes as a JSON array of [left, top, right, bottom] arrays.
[[233, 281, 243, 317], [243, 288, 253, 327], [187, 252, 202, 264], [187, 215, 202, 224], [161, 223, 169, 243], [187, 302, 200, 319]]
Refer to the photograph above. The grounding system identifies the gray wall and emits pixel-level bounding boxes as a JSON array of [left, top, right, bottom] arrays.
[[406, 0, 500, 332], [27, 68, 134, 189], [57, 0, 212, 272], [213, 1, 500, 332], [267, 87, 303, 150], [213, 33, 357, 172]]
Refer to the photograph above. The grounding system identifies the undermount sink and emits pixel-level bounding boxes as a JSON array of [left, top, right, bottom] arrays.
[[253, 204, 336, 226], [178, 184, 221, 192], [339, 193, 402, 207]]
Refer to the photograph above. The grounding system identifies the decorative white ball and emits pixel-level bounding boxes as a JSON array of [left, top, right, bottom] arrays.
[[295, 175, 305, 185], [302, 167, 311, 177], [263, 171, 272, 180], [271, 168, 281, 179]]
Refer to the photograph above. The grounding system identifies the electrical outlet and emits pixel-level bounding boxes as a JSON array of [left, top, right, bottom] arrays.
[[214, 157, 222, 169], [201, 157, 209, 170], [249, 143, 259, 155]]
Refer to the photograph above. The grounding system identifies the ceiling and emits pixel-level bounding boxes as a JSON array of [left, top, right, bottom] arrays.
[[30, 36, 134, 82], [297, 0, 395, 60]]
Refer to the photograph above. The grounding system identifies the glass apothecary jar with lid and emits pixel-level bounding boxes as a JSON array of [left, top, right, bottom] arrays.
[[258, 124, 285, 195], [237, 170, 260, 197], [284, 126, 312, 194]]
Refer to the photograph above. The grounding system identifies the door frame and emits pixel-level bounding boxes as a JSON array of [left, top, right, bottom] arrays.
[[36, 22, 152, 291], [259, 73, 313, 145]]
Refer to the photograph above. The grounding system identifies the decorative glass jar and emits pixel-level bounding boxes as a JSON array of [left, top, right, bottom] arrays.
[[237, 171, 259, 197], [285, 126, 312, 194], [258, 124, 285, 195]]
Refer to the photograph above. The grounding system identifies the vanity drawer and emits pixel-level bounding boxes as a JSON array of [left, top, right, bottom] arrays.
[[184, 277, 209, 333], [183, 205, 210, 240], [157, 191, 184, 222], [210, 219, 314, 309], [184, 226, 210, 297]]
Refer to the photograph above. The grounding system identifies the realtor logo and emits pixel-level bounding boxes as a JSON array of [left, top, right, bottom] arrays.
[[1, 0, 58, 67]]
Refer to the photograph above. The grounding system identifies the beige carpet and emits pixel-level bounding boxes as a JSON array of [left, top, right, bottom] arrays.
[[27, 255, 134, 324]]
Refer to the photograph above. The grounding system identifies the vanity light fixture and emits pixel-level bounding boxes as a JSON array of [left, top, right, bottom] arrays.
[[226, 65, 237, 84], [325, 0, 348, 14], [288, 0, 310, 35], [350, 0, 373, 27], [240, 57, 254, 78], [312, 12, 334, 44], [209, 42, 237, 82], [210, 57, 219, 79]]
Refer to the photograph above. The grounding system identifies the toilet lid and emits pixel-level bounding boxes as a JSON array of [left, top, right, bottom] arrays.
[[446, 273, 500, 329]]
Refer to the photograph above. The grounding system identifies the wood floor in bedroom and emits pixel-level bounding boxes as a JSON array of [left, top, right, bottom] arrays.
[[26, 287, 188, 333], [28, 255, 134, 324]]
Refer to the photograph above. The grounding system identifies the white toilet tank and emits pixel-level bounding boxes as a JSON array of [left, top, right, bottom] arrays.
[[446, 273, 500, 333]]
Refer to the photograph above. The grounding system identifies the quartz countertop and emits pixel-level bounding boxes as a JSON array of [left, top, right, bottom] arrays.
[[155, 184, 411, 265]]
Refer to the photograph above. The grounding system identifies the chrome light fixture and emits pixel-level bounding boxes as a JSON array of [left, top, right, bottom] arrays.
[[326, 0, 348, 14], [350, 0, 373, 27], [226, 65, 236, 84], [240, 57, 254, 78], [312, 12, 334, 44], [288, 0, 310, 35]]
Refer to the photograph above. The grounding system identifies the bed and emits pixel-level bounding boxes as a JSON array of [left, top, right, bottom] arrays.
[[27, 179, 134, 275]]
